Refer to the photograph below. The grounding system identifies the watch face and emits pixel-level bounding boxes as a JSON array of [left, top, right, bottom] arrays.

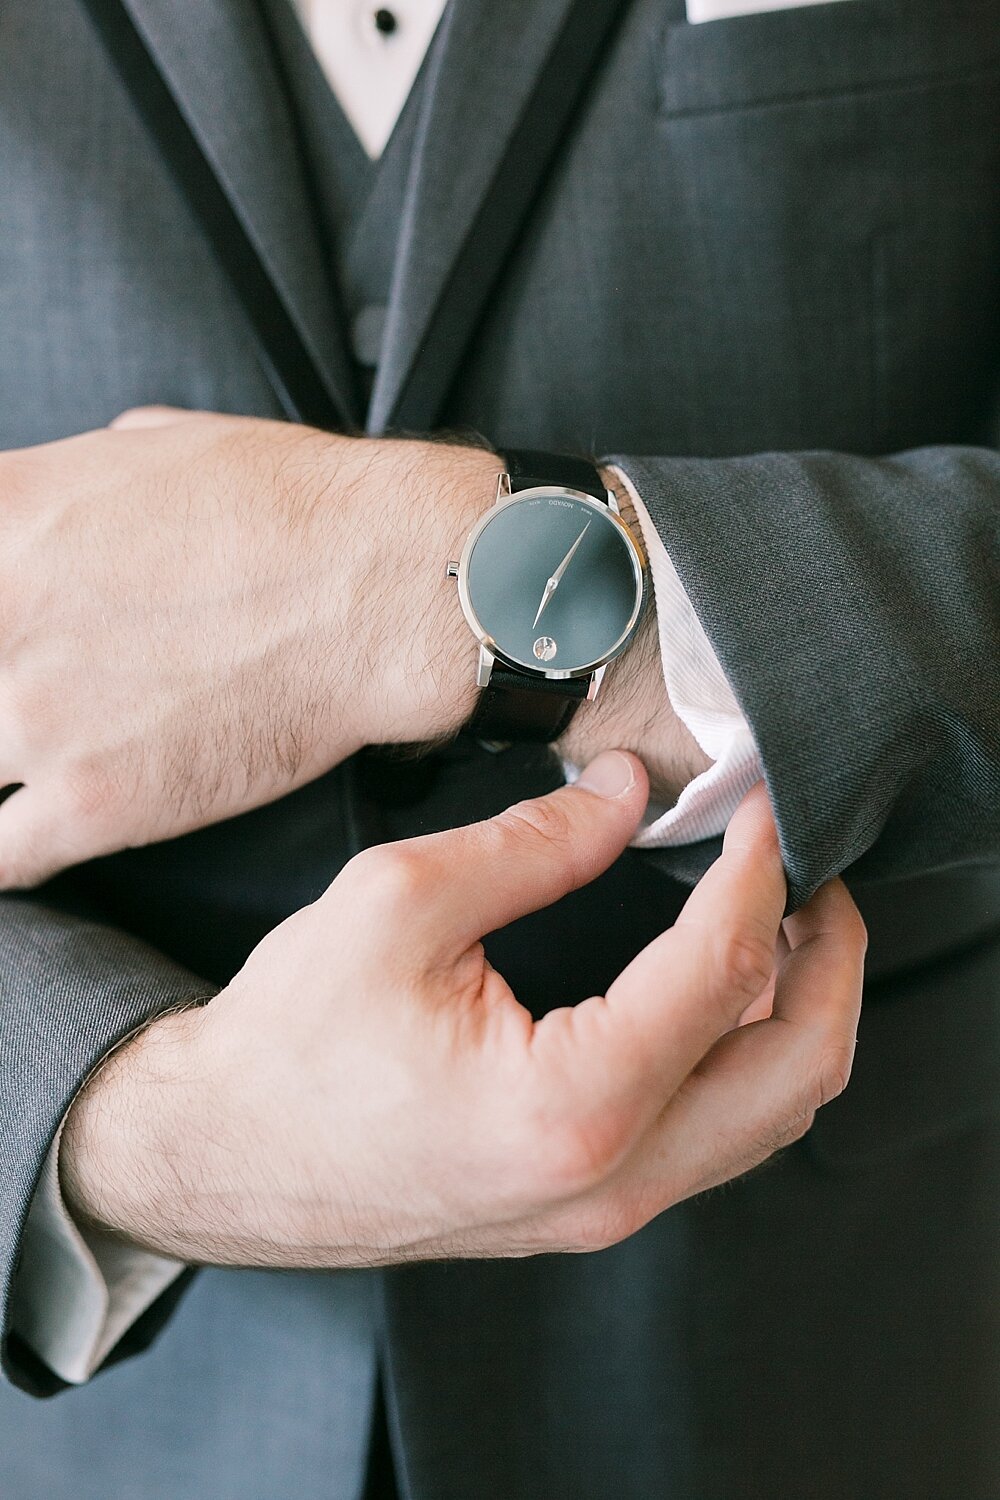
[[459, 490, 645, 676]]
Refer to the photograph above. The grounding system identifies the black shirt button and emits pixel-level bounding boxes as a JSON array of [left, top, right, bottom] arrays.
[[373, 8, 398, 35]]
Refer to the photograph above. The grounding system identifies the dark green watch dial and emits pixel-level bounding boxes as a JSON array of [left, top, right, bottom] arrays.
[[463, 492, 644, 674]]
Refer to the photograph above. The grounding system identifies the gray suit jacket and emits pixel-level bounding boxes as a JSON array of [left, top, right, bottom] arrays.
[[1, 2, 998, 1497]]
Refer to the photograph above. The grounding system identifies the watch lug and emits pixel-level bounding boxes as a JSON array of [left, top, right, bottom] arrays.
[[606, 489, 620, 514], [476, 646, 495, 688], [495, 471, 513, 503], [586, 665, 607, 703]]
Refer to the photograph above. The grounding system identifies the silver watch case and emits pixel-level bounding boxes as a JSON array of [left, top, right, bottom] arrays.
[[445, 472, 648, 702]]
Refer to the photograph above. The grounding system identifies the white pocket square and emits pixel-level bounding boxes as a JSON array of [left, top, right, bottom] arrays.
[[686, 0, 852, 22]]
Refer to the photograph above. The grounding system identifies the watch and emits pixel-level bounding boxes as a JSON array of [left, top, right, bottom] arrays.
[[445, 449, 648, 744]]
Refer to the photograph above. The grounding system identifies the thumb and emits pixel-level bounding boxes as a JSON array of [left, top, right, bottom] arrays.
[[404, 751, 649, 951]]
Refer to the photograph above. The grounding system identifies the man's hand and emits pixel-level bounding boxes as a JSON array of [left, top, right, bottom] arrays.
[[0, 408, 496, 886], [61, 762, 866, 1267]]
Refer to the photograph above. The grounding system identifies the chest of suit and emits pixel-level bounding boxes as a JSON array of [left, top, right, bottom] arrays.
[[449, 0, 1000, 459], [0, 0, 996, 452]]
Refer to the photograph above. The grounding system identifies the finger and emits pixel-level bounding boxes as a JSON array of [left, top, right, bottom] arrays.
[[578, 783, 785, 1078], [629, 877, 867, 1210], [736, 927, 790, 1026], [671, 780, 783, 944], [517, 783, 786, 1163], [0, 784, 92, 889], [354, 750, 650, 952], [736, 971, 777, 1027], [109, 405, 205, 430]]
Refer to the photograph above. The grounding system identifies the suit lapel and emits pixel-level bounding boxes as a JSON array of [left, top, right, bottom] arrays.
[[113, 0, 359, 428], [368, 0, 585, 435]]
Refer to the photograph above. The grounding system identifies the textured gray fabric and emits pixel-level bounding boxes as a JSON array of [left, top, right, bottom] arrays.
[[0, 902, 216, 1374], [617, 447, 1000, 903], [0, 0, 998, 1495], [3, 1266, 378, 1500]]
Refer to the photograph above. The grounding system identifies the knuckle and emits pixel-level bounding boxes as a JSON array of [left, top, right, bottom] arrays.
[[811, 1037, 856, 1108], [527, 1120, 620, 1203], [0, 451, 35, 511], [564, 1197, 639, 1254], [766, 1108, 816, 1156], [729, 1112, 811, 1180], [716, 925, 774, 1001], [111, 406, 143, 426], [344, 842, 429, 912], [0, 823, 45, 892], [494, 797, 575, 863], [823, 881, 868, 953]]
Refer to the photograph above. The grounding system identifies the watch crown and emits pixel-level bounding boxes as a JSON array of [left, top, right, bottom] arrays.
[[445, 559, 460, 579]]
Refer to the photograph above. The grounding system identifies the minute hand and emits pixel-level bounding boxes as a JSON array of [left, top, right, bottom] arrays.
[[531, 520, 591, 629]]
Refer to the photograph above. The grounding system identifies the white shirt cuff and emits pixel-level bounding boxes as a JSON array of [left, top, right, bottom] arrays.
[[608, 464, 764, 847], [11, 1120, 185, 1385]]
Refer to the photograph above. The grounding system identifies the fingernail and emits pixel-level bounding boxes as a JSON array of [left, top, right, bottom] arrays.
[[575, 751, 635, 799]]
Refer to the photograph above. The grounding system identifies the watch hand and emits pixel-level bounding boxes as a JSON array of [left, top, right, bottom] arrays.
[[531, 521, 592, 629], [550, 520, 591, 587], [532, 577, 557, 630]]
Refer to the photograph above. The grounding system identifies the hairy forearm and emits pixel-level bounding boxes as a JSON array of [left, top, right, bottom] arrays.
[[59, 1006, 223, 1260], [60, 1001, 335, 1267], [362, 435, 493, 745], [0, 415, 706, 888]]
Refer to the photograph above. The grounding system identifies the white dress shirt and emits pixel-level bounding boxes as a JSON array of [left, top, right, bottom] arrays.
[[12, 0, 762, 1384], [688, 0, 848, 21]]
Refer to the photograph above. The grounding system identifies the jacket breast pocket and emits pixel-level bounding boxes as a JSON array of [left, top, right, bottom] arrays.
[[657, 0, 998, 119], [637, 0, 1000, 457]]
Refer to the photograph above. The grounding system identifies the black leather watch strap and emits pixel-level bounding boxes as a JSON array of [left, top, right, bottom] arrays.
[[469, 667, 590, 745], [467, 449, 607, 745], [502, 448, 607, 500]]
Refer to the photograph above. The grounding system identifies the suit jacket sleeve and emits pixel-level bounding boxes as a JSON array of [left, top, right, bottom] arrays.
[[612, 445, 1000, 907], [0, 896, 216, 1396]]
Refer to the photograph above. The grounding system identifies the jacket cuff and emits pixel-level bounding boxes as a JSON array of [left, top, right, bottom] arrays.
[[10, 1115, 185, 1386], [607, 463, 763, 846]]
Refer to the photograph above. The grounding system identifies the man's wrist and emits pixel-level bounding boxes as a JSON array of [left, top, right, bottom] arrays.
[[360, 436, 497, 749], [554, 467, 712, 804], [362, 443, 712, 793], [60, 1005, 213, 1254]]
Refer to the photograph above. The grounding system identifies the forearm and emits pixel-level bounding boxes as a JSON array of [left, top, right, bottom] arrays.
[[359, 435, 493, 747], [0, 416, 711, 888]]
